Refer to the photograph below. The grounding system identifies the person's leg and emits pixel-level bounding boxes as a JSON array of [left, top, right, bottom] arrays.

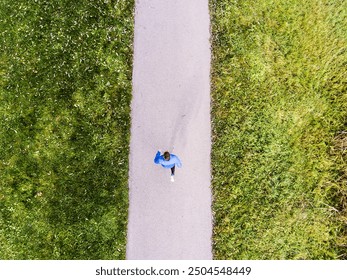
[[170, 166, 175, 182]]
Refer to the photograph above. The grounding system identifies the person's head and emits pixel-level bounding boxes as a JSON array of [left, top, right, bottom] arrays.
[[163, 151, 170, 161]]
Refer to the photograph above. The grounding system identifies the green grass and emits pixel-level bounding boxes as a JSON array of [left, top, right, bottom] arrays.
[[0, 0, 134, 259], [210, 0, 347, 259]]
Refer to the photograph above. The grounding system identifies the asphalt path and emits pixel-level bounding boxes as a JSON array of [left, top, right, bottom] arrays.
[[126, 0, 212, 259]]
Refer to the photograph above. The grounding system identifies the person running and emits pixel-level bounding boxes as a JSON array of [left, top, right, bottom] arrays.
[[154, 150, 182, 182]]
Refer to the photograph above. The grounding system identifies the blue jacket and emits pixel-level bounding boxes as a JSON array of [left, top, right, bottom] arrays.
[[154, 151, 182, 169]]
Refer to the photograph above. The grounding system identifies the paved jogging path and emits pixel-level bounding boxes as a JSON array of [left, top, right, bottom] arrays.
[[126, 0, 212, 259]]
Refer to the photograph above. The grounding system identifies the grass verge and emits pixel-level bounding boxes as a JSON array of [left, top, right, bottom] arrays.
[[0, 0, 134, 259], [210, 0, 347, 259]]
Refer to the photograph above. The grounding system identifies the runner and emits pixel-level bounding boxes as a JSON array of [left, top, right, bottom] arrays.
[[154, 150, 182, 182]]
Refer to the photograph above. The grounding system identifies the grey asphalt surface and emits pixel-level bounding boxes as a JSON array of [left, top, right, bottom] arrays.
[[126, 0, 212, 259]]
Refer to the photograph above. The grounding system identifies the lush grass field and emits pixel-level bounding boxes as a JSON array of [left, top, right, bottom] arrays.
[[210, 0, 347, 259], [0, 0, 134, 259]]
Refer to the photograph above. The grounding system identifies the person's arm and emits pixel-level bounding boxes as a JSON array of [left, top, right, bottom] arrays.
[[174, 155, 182, 168], [154, 151, 162, 164]]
